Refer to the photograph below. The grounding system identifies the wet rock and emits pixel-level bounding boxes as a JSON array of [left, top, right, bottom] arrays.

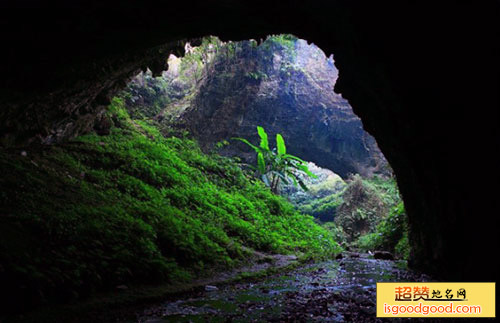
[[136, 255, 430, 322], [373, 251, 394, 260], [94, 113, 112, 135], [205, 285, 218, 291]]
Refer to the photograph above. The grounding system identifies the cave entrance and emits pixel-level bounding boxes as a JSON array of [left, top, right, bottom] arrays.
[[116, 34, 407, 256], [110, 34, 415, 321], [1, 4, 495, 320]]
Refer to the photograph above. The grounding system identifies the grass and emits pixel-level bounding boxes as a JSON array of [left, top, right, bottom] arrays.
[[0, 97, 340, 314]]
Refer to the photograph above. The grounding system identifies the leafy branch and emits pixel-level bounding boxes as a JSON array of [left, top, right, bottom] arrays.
[[233, 126, 317, 194]]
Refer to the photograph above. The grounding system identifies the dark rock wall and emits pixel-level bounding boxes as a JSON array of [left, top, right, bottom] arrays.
[[1, 2, 497, 281], [0, 40, 187, 146]]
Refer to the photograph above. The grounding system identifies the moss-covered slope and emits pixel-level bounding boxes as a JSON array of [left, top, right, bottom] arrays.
[[0, 98, 340, 312]]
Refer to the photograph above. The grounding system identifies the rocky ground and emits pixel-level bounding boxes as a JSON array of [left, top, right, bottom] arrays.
[[135, 253, 431, 322]]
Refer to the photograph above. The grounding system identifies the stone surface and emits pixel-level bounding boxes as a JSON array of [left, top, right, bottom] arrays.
[[204, 285, 219, 292]]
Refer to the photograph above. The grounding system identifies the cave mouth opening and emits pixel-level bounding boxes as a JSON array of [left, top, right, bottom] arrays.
[[117, 34, 407, 256], [1, 4, 496, 319]]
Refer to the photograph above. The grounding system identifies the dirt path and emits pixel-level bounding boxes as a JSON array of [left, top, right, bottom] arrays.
[[136, 253, 430, 322]]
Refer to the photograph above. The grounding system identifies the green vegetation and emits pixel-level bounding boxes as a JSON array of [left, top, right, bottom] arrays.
[[233, 126, 317, 194], [360, 175, 402, 207], [281, 164, 346, 222], [323, 174, 409, 259], [268, 34, 298, 48], [290, 172, 407, 252], [356, 202, 410, 259], [299, 191, 344, 221], [245, 71, 268, 80], [0, 97, 340, 309], [333, 174, 401, 242], [179, 36, 222, 81], [306, 174, 345, 197], [261, 34, 298, 58], [121, 71, 171, 119], [321, 222, 348, 247]]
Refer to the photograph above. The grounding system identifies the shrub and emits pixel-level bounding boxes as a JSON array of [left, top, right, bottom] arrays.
[[233, 126, 316, 194], [334, 175, 387, 241], [356, 202, 409, 259]]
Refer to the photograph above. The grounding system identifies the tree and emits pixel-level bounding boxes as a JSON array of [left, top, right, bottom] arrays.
[[233, 126, 317, 194]]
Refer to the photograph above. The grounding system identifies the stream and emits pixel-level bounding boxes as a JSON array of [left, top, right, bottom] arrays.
[[136, 253, 430, 322]]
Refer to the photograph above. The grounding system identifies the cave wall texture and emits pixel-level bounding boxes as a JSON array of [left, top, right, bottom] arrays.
[[1, 1, 498, 281]]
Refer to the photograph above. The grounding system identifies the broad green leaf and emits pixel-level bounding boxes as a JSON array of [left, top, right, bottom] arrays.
[[257, 126, 269, 150], [257, 152, 266, 174], [283, 154, 305, 163], [298, 179, 309, 191], [276, 133, 286, 155], [285, 170, 299, 187], [232, 137, 261, 154], [273, 171, 289, 185], [297, 164, 318, 178], [232, 126, 315, 193]]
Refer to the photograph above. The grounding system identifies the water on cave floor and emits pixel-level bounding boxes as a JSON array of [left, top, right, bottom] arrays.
[[136, 254, 430, 322]]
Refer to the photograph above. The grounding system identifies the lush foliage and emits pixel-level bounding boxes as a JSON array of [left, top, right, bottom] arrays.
[[0, 98, 340, 309], [260, 34, 298, 61], [344, 175, 408, 259], [355, 202, 410, 259], [361, 175, 402, 207], [334, 174, 401, 242], [297, 189, 344, 221], [233, 126, 317, 194], [178, 36, 222, 80], [321, 222, 348, 247]]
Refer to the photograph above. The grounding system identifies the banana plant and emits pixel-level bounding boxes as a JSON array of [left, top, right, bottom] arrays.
[[233, 126, 317, 194]]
